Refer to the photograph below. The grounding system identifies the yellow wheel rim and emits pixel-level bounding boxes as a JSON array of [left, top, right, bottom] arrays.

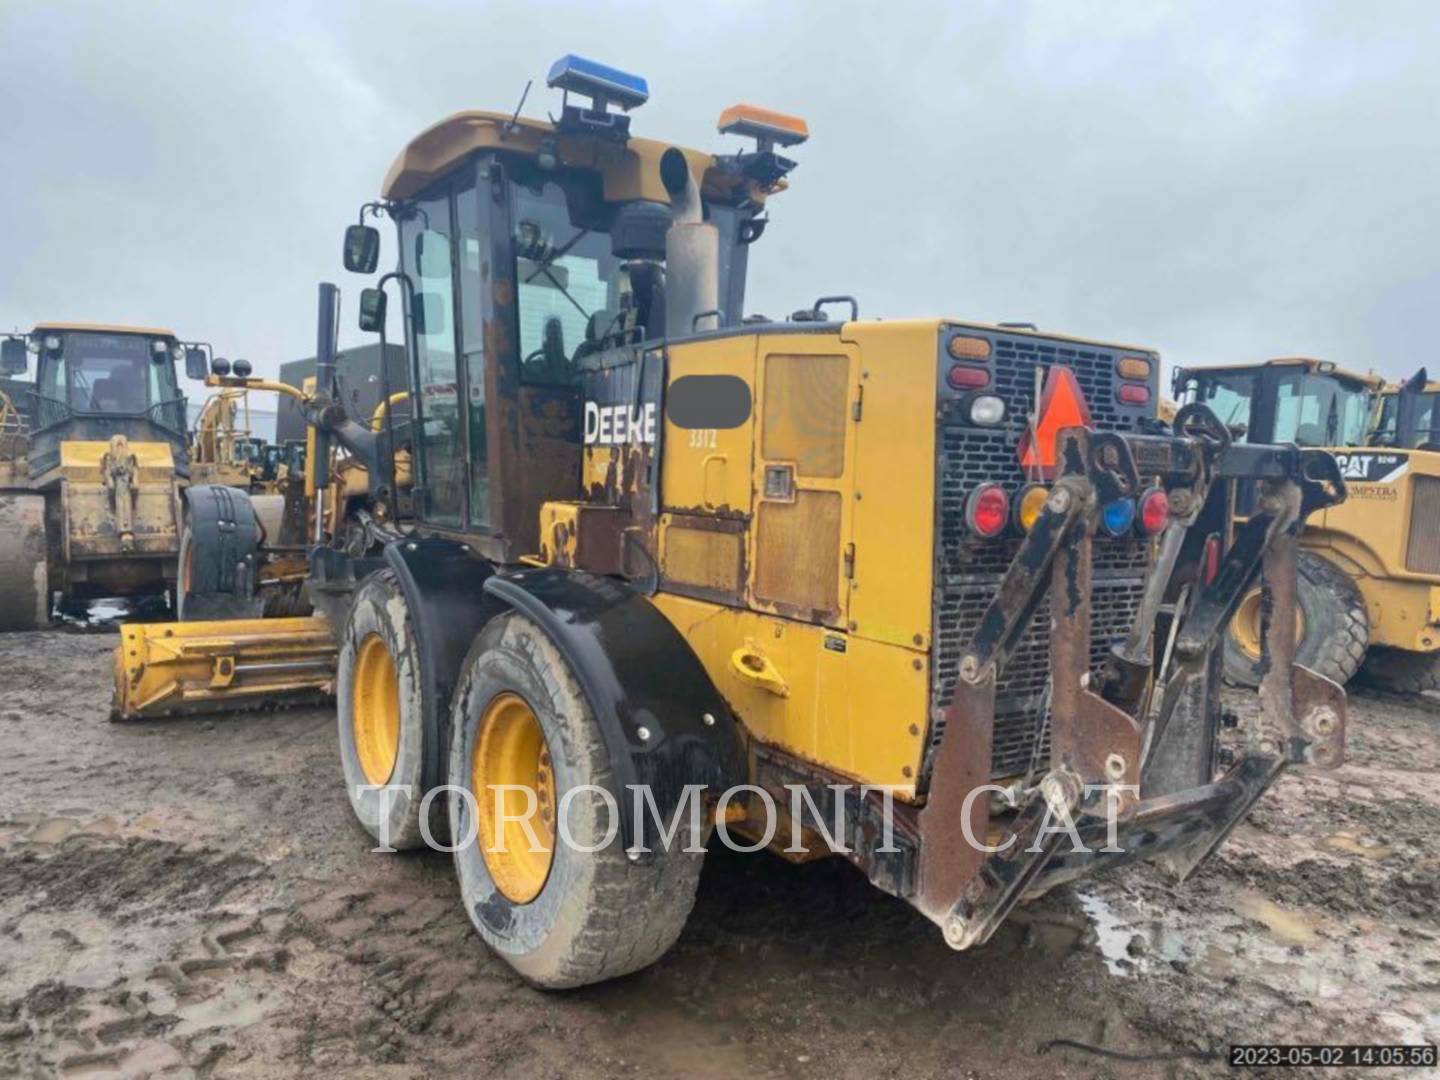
[[472, 692, 555, 904], [353, 633, 401, 785], [1230, 587, 1306, 661]]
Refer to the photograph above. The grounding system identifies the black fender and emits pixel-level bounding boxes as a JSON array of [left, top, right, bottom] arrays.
[[382, 537, 501, 794], [179, 484, 264, 620], [483, 566, 747, 853]]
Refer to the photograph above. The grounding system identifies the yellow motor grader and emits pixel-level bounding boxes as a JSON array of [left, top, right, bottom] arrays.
[[1175, 357, 1440, 692], [190, 384, 288, 494], [0, 323, 213, 630], [117, 55, 1347, 988]]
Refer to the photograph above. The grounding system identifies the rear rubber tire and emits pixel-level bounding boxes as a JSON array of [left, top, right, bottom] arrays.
[[337, 570, 434, 850], [1361, 647, 1440, 695], [1222, 551, 1369, 688], [448, 611, 704, 989], [176, 521, 263, 622]]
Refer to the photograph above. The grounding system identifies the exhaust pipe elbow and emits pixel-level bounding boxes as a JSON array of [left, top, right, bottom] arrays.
[[661, 147, 702, 224], [661, 148, 719, 334]]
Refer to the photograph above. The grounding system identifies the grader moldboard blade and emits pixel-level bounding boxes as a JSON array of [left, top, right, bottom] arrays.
[[112, 616, 337, 720]]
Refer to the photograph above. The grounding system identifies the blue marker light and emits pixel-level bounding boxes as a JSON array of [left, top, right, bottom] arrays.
[[546, 54, 649, 111], [1100, 498, 1136, 537]]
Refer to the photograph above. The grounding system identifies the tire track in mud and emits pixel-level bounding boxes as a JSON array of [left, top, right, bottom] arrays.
[[1, 630, 1439, 1077]]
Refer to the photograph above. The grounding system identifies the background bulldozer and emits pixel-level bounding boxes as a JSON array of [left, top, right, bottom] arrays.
[[0, 323, 211, 630], [1175, 356, 1440, 692]]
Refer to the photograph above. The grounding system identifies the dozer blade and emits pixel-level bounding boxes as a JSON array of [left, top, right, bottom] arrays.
[[112, 616, 337, 720], [0, 493, 49, 632]]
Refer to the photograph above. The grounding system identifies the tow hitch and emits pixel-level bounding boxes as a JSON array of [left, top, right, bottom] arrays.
[[915, 405, 1347, 950]]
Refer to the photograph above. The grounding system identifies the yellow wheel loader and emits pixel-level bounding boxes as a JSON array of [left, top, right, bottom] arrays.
[[0, 324, 213, 630], [1175, 357, 1440, 692], [118, 56, 1347, 987]]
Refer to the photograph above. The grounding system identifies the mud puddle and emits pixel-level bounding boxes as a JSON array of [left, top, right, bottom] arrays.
[[2, 632, 1439, 1076]]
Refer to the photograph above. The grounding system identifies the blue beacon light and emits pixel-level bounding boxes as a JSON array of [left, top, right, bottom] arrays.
[[546, 54, 650, 111]]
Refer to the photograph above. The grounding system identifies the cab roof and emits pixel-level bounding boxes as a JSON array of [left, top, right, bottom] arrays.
[[1181, 356, 1383, 390], [1378, 380, 1440, 395], [382, 110, 775, 207], [32, 321, 178, 339]]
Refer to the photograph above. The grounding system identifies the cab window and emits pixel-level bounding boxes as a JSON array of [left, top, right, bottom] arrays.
[[1272, 372, 1369, 447], [400, 190, 465, 528], [1184, 370, 1257, 441], [511, 181, 623, 387], [58, 333, 153, 414]]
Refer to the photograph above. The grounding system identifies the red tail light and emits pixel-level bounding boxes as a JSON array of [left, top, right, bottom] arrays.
[[1202, 533, 1221, 585], [966, 484, 1010, 538], [1137, 487, 1170, 535], [947, 364, 991, 390], [1117, 384, 1151, 406]]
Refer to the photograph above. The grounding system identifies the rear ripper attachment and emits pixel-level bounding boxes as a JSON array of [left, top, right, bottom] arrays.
[[916, 406, 1347, 951]]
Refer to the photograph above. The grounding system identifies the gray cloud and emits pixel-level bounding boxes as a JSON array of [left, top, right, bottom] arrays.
[[2, 0, 1436, 385]]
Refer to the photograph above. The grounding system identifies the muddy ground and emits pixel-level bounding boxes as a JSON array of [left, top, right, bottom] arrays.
[[0, 629, 1436, 1079]]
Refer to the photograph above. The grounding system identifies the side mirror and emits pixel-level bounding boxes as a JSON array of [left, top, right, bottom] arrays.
[[343, 224, 381, 274], [184, 346, 208, 381], [358, 288, 387, 333], [0, 338, 26, 375], [414, 292, 447, 336]]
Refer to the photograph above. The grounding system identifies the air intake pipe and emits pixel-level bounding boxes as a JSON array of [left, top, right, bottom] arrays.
[[661, 148, 720, 336]]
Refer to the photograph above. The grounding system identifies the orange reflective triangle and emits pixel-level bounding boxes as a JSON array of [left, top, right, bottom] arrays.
[[1017, 366, 1093, 479]]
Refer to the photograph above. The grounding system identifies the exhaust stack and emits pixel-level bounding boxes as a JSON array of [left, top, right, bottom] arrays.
[[661, 149, 719, 336]]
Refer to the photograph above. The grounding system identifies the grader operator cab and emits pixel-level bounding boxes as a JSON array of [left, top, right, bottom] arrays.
[[1176, 357, 1440, 692], [123, 56, 1349, 988], [0, 323, 213, 630]]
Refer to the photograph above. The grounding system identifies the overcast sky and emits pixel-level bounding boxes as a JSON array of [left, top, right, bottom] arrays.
[[2, 0, 1436, 385]]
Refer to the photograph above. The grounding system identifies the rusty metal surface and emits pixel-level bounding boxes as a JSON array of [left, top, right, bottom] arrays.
[[1257, 517, 1300, 729], [1048, 521, 1142, 790], [912, 414, 1350, 950], [1290, 664, 1346, 768], [941, 767, 1083, 950], [915, 671, 996, 923]]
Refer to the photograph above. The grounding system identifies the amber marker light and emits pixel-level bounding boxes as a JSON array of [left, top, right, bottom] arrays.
[[948, 335, 992, 361], [1015, 483, 1049, 533], [1116, 356, 1152, 380]]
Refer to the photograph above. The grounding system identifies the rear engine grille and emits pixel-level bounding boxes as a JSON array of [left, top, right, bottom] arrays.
[[1407, 476, 1440, 575], [931, 334, 1151, 780], [991, 336, 1126, 430], [931, 542, 1148, 779]]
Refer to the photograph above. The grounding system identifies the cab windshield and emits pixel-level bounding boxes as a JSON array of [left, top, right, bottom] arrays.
[[35, 332, 183, 426], [1270, 371, 1371, 446], [1181, 367, 1371, 446], [1181, 369, 1257, 437]]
